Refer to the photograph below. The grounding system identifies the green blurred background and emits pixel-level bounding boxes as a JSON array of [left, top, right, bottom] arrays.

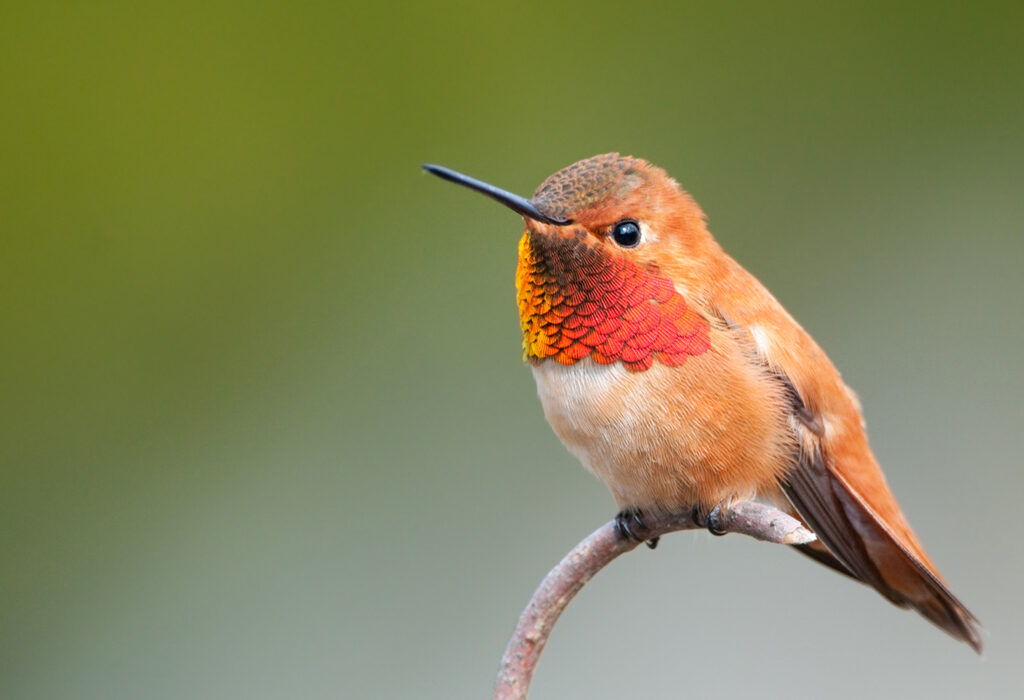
[[3, 2, 1022, 698]]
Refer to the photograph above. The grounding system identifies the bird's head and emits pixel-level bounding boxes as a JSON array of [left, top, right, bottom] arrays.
[[424, 154, 713, 371]]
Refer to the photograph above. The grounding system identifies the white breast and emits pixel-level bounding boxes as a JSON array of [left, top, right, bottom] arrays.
[[531, 359, 677, 506]]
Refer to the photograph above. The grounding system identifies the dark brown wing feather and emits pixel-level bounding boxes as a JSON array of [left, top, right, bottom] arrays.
[[780, 439, 983, 652], [775, 375, 983, 652], [782, 445, 895, 593], [792, 541, 857, 580]]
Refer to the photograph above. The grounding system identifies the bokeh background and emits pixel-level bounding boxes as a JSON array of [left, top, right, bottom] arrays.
[[3, 2, 1022, 698]]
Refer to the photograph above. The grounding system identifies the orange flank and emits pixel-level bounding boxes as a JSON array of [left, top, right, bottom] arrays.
[[423, 155, 982, 652]]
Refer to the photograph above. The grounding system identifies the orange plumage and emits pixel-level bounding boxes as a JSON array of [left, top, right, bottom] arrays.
[[424, 155, 982, 652]]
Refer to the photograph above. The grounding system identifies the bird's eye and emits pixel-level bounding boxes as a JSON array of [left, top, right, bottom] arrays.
[[611, 219, 641, 247]]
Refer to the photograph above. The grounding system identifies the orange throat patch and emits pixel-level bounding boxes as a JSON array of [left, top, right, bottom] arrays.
[[515, 231, 711, 372]]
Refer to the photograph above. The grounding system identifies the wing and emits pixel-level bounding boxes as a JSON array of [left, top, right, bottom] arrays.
[[708, 258, 981, 651], [774, 369, 983, 652]]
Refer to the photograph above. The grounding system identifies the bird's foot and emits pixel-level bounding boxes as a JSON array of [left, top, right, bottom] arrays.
[[691, 504, 728, 536], [614, 508, 660, 549]]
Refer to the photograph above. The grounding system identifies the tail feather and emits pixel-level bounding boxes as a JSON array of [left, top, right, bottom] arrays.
[[781, 446, 982, 652]]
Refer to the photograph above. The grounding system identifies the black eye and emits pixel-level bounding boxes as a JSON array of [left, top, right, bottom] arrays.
[[611, 219, 641, 247]]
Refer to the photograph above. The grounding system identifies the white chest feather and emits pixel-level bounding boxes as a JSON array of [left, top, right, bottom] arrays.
[[530, 359, 685, 506]]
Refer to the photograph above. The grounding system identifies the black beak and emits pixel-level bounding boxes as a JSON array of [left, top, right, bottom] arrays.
[[422, 164, 571, 226]]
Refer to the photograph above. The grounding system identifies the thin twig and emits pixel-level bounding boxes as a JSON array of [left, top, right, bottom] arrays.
[[493, 502, 816, 699]]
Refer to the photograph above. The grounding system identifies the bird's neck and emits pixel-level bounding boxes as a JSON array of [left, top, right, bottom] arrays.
[[515, 230, 711, 373]]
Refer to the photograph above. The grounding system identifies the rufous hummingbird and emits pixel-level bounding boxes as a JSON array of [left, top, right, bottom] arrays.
[[424, 153, 981, 652]]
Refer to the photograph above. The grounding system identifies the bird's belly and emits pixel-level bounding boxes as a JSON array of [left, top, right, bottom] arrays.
[[531, 355, 794, 510]]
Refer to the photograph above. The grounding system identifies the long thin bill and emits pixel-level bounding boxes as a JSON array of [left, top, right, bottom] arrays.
[[422, 164, 571, 225]]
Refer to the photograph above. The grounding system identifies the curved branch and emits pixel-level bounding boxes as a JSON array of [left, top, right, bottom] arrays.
[[493, 502, 816, 699]]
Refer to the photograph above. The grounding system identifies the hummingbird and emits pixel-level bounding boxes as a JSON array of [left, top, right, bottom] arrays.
[[423, 153, 981, 652]]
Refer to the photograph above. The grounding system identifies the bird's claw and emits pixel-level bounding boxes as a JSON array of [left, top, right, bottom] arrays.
[[615, 508, 657, 548], [691, 504, 728, 537]]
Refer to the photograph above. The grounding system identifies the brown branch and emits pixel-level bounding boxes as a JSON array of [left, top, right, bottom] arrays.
[[493, 502, 816, 699]]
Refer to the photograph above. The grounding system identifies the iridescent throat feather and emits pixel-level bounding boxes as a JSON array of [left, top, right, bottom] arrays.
[[516, 230, 710, 372]]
